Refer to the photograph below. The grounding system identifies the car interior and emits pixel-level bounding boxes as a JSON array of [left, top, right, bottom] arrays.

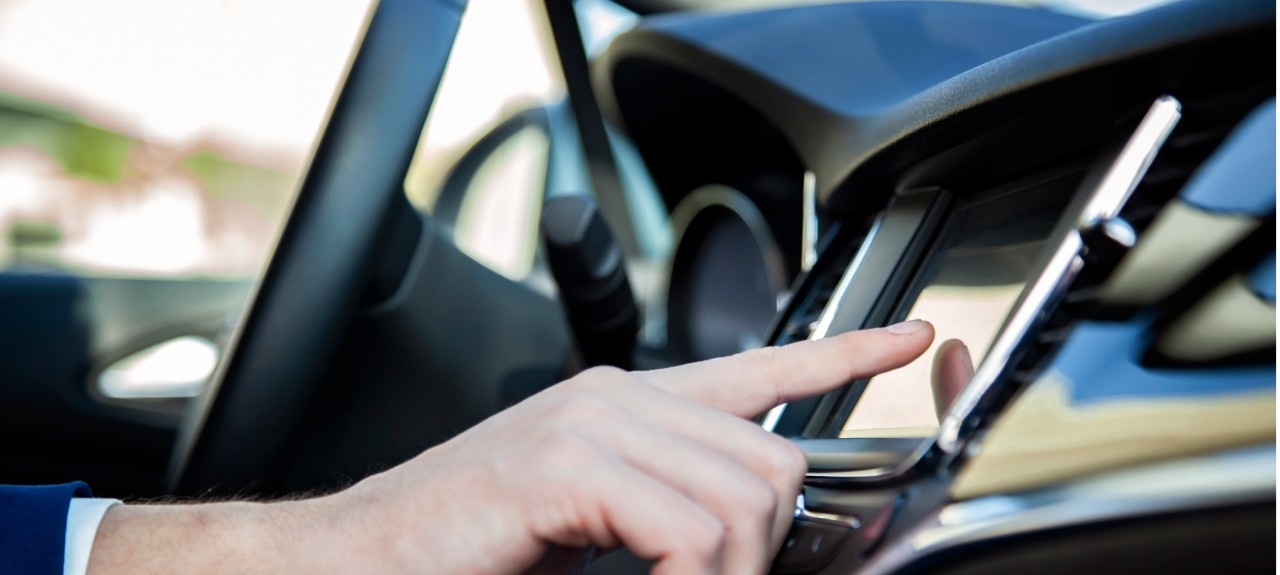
[[0, 0, 1273, 573]]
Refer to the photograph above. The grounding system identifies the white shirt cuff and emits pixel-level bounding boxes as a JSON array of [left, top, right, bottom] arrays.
[[64, 498, 122, 575]]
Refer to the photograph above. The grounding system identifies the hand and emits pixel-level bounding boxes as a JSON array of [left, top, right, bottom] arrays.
[[89, 320, 935, 575], [303, 320, 934, 575]]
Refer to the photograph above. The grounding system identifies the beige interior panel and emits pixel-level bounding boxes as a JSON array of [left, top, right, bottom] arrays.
[[1101, 202, 1258, 306], [951, 372, 1276, 499], [1156, 275, 1276, 362]]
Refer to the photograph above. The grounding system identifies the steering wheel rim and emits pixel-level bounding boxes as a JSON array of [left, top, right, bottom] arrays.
[[167, 0, 466, 496]]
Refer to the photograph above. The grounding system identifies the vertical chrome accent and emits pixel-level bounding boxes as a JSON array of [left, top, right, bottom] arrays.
[[810, 215, 887, 341], [937, 95, 1181, 454], [761, 402, 787, 432], [802, 171, 819, 272], [1078, 95, 1181, 229], [935, 234, 1085, 453], [762, 213, 889, 432]]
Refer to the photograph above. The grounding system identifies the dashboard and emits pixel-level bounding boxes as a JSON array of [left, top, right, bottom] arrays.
[[593, 1, 1275, 573]]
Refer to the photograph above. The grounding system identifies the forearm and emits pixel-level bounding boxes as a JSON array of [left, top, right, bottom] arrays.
[[75, 325, 939, 575], [86, 497, 359, 575]]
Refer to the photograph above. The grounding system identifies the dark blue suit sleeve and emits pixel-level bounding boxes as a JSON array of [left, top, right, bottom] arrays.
[[0, 482, 93, 575]]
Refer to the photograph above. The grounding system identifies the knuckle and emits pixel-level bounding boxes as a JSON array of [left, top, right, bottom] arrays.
[[539, 428, 597, 468], [734, 476, 779, 520], [548, 394, 616, 423], [553, 366, 634, 398], [579, 365, 631, 386], [760, 437, 809, 486], [734, 346, 784, 374], [778, 438, 810, 477], [732, 346, 789, 405], [682, 514, 727, 554]]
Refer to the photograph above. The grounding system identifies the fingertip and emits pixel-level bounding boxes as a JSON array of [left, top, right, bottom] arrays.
[[882, 319, 934, 338], [818, 321, 935, 378], [875, 321, 935, 361]]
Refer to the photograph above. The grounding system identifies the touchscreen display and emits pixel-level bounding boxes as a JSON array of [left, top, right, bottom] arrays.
[[841, 175, 1078, 437]]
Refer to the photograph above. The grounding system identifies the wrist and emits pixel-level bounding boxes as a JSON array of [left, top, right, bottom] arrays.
[[87, 497, 363, 575], [277, 491, 409, 574]]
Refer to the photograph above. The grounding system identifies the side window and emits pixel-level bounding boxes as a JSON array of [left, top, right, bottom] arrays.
[[0, 0, 371, 403], [404, 0, 669, 296], [405, 0, 569, 283]]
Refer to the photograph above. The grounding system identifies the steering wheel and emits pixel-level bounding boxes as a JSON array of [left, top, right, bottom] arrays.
[[168, 0, 465, 496]]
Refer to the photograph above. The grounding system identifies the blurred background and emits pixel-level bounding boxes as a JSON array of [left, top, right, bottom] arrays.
[[0, 0, 620, 278], [0, 0, 1173, 284], [0, 0, 640, 403], [0, 0, 369, 277]]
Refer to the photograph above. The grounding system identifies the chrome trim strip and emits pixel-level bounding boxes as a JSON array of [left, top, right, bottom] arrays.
[[857, 445, 1275, 575], [809, 213, 888, 341], [936, 95, 1180, 454], [802, 171, 819, 272], [1078, 95, 1181, 229], [762, 212, 889, 432], [1098, 217, 1137, 248], [795, 493, 862, 529], [760, 402, 787, 432], [803, 438, 934, 484], [935, 234, 1085, 453]]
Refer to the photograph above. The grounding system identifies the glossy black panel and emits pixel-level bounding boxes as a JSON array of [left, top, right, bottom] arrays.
[[596, 0, 1273, 215]]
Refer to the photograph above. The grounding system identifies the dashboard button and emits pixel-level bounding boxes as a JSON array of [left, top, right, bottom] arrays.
[[801, 486, 901, 550], [772, 518, 851, 574]]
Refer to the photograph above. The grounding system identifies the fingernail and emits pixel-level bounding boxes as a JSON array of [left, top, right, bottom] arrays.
[[885, 319, 927, 335]]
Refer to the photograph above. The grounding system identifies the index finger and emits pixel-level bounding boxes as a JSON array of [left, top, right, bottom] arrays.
[[638, 320, 935, 418]]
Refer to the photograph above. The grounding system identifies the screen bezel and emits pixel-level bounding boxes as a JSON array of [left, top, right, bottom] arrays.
[[812, 164, 1091, 440], [795, 96, 1182, 487]]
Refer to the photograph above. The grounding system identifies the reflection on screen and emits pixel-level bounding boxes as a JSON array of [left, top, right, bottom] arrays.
[[840, 174, 1077, 438]]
